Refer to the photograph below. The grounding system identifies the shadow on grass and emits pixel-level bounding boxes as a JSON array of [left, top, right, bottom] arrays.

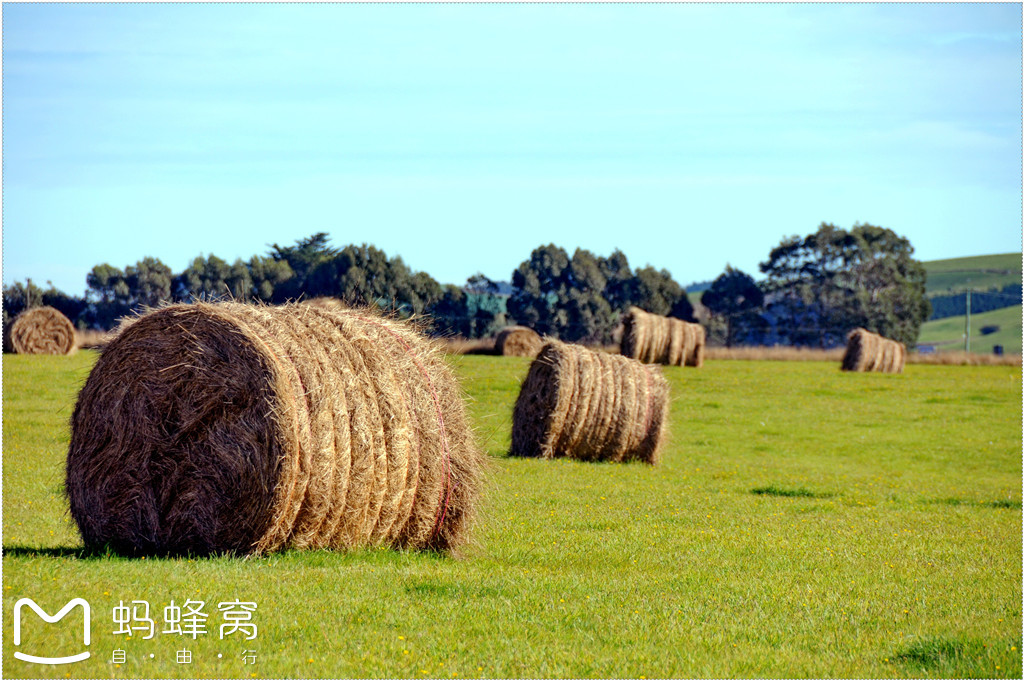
[[3, 545, 108, 559], [750, 485, 834, 499], [930, 498, 1022, 509], [0, 545, 235, 561], [3, 544, 457, 565], [890, 635, 1020, 676]]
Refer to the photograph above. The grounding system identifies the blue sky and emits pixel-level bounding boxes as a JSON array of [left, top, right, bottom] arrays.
[[3, 3, 1021, 296]]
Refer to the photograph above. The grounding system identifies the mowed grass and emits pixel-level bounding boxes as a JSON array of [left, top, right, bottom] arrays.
[[918, 305, 1022, 355], [2, 351, 1021, 679]]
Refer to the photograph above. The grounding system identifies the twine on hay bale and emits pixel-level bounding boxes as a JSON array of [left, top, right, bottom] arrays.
[[841, 328, 906, 374], [494, 326, 543, 358], [620, 307, 704, 367], [3, 306, 76, 355], [510, 340, 670, 464], [65, 302, 483, 556]]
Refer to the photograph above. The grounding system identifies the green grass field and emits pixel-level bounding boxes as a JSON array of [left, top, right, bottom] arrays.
[[918, 305, 1022, 355], [923, 253, 1021, 295], [3, 352, 1021, 678]]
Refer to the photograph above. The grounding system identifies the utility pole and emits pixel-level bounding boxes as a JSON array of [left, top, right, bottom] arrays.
[[964, 285, 971, 353]]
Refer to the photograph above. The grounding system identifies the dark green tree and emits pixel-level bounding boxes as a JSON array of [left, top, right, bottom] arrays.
[[508, 244, 695, 341], [466, 273, 500, 296], [2, 279, 45, 323], [83, 257, 173, 328], [701, 266, 765, 347], [562, 249, 613, 342], [125, 257, 173, 309], [3, 280, 87, 328], [598, 249, 635, 311], [248, 255, 294, 301], [426, 285, 472, 337], [507, 244, 570, 336], [176, 255, 254, 301], [760, 222, 930, 347], [269, 233, 338, 302], [307, 244, 441, 316], [632, 266, 695, 322]]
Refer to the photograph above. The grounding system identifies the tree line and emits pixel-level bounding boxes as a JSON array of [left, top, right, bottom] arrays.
[[700, 222, 930, 347], [1, 234, 695, 344], [3, 222, 932, 348]]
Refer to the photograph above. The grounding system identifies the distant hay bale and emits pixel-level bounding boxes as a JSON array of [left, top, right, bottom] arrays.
[[684, 323, 706, 368], [841, 328, 905, 374], [620, 307, 704, 367], [510, 340, 670, 464], [302, 297, 347, 311], [3, 306, 76, 355], [495, 326, 542, 358], [65, 302, 483, 556]]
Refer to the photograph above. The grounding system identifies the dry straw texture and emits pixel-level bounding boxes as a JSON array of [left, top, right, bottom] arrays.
[[495, 326, 543, 358], [510, 340, 670, 464], [3, 306, 76, 355], [906, 351, 1020, 366], [706, 346, 845, 362], [301, 297, 347, 311], [841, 328, 906, 373], [620, 307, 704, 367], [66, 302, 482, 556]]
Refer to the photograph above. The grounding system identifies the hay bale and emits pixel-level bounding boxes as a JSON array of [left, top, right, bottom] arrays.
[[495, 326, 543, 358], [510, 340, 670, 464], [841, 328, 905, 374], [620, 307, 704, 368], [302, 297, 347, 311], [892, 341, 906, 373], [3, 306, 76, 355], [684, 323, 706, 367], [65, 302, 483, 556]]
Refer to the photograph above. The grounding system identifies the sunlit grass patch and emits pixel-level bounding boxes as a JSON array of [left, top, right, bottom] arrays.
[[2, 352, 1020, 678]]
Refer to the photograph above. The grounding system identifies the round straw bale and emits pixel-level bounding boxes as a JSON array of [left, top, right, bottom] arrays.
[[842, 328, 906, 373], [620, 308, 642, 362], [495, 326, 543, 358], [621, 307, 703, 368], [879, 338, 896, 373], [65, 302, 482, 556], [3, 306, 76, 355], [685, 323, 706, 367], [510, 340, 670, 464], [892, 341, 907, 374], [841, 328, 869, 371], [666, 318, 686, 366]]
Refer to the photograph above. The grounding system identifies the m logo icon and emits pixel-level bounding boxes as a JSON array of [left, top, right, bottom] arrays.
[[13, 598, 91, 664]]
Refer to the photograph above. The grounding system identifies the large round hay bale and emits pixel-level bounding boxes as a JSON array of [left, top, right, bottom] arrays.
[[841, 328, 905, 374], [510, 340, 670, 464], [620, 307, 704, 368], [65, 302, 483, 556], [495, 326, 543, 358], [3, 306, 76, 355]]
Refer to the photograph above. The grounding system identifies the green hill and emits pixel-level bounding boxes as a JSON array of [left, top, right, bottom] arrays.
[[923, 253, 1021, 294], [917, 304, 1021, 355]]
